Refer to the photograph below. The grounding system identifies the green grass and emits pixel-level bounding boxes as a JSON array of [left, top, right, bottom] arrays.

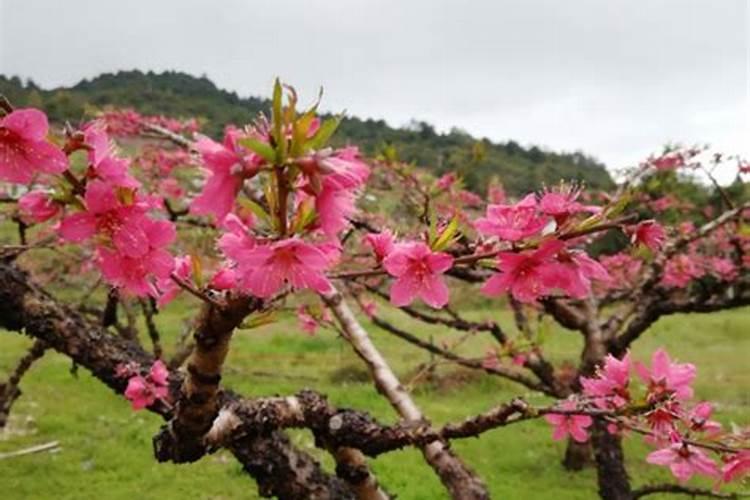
[[1, 298, 748, 499]]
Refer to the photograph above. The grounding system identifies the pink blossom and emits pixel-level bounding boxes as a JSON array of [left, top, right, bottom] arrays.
[[316, 240, 342, 266], [298, 146, 370, 191], [544, 400, 593, 443], [297, 306, 320, 335], [231, 237, 333, 298], [512, 353, 528, 366], [217, 213, 256, 263], [210, 267, 237, 290], [191, 130, 263, 219], [474, 194, 547, 242], [635, 348, 696, 401], [678, 221, 696, 236], [364, 230, 395, 262], [58, 180, 151, 257], [155, 255, 191, 308], [650, 196, 678, 213], [382, 242, 454, 308], [581, 353, 631, 409], [482, 349, 500, 370], [124, 376, 152, 410], [361, 300, 377, 318], [552, 251, 612, 299], [722, 451, 750, 483], [538, 185, 600, 220], [643, 401, 682, 442], [687, 402, 722, 435], [123, 360, 170, 411], [149, 359, 169, 387], [481, 239, 565, 303], [83, 123, 139, 188], [630, 220, 666, 251], [436, 173, 457, 190], [18, 190, 60, 223], [297, 309, 317, 335], [457, 190, 483, 208], [598, 254, 643, 290], [487, 184, 506, 204], [314, 179, 358, 237], [158, 178, 184, 199], [0, 108, 68, 183], [661, 254, 705, 288], [709, 257, 738, 281], [646, 442, 719, 482], [97, 218, 176, 297], [651, 153, 685, 170]]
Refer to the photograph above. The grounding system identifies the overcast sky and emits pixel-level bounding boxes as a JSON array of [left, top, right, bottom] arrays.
[[0, 0, 747, 177]]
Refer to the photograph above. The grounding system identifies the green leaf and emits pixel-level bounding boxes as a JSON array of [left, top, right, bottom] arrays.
[[272, 78, 283, 138], [432, 216, 460, 252], [190, 254, 203, 288], [291, 110, 318, 157], [603, 190, 632, 219], [264, 181, 278, 232], [306, 116, 341, 151], [290, 197, 317, 234], [239, 310, 278, 330], [239, 138, 276, 163], [271, 78, 286, 163], [238, 197, 272, 225], [428, 209, 438, 246]]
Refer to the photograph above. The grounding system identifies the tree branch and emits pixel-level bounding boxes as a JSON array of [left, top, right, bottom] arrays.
[[321, 287, 491, 500]]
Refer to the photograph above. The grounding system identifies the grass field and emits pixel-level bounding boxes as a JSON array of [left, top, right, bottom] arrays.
[[1, 295, 748, 499]]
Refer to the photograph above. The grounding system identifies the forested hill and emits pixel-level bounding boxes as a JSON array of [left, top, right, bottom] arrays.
[[0, 70, 614, 194]]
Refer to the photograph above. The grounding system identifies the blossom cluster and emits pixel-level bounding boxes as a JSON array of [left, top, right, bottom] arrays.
[[116, 360, 170, 411], [99, 108, 199, 137], [545, 349, 749, 485]]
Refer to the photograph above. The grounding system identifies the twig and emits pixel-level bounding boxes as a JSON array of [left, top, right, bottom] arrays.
[[0, 340, 47, 427], [0, 441, 60, 460], [142, 123, 194, 149], [170, 274, 223, 309], [369, 314, 555, 396], [632, 483, 745, 499], [139, 298, 163, 359]]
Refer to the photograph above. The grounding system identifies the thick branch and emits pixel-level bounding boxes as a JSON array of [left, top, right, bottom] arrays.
[[612, 281, 750, 355], [0, 262, 353, 499], [154, 294, 261, 462], [632, 484, 743, 499], [322, 288, 490, 500]]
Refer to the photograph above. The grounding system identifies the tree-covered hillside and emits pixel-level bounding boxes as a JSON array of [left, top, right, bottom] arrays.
[[0, 70, 614, 194]]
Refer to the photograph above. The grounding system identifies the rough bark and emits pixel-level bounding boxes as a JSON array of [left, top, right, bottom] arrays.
[[322, 288, 490, 500], [154, 294, 261, 462], [562, 439, 593, 470], [591, 420, 631, 500], [0, 262, 353, 499]]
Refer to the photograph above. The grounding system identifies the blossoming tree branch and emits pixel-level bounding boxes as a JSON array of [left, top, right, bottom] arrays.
[[0, 81, 748, 500]]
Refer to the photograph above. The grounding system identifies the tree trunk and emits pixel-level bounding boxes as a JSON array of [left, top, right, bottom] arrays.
[[591, 420, 631, 500], [562, 438, 593, 470], [579, 299, 631, 499]]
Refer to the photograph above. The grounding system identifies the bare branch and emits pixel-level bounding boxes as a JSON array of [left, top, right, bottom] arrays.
[[321, 287, 490, 500]]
